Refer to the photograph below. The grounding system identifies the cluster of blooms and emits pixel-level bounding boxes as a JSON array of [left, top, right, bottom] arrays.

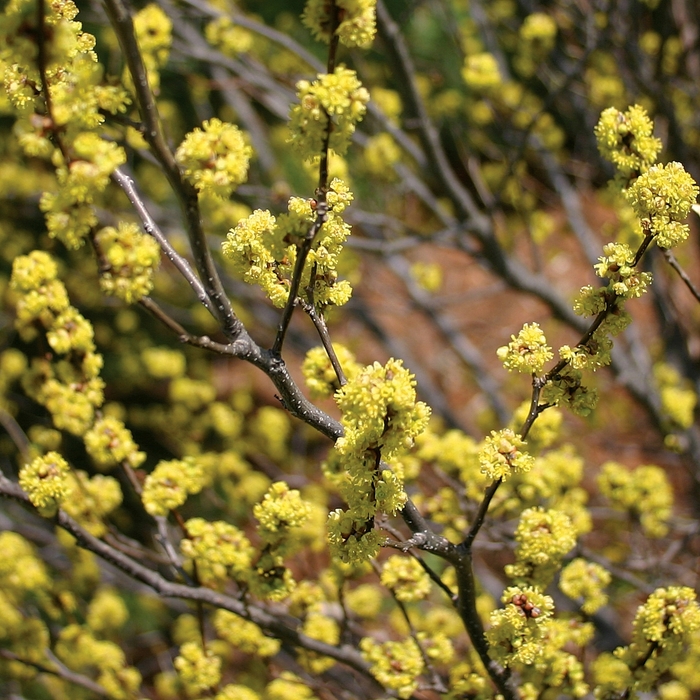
[[359, 636, 425, 699], [85, 586, 129, 634], [173, 641, 222, 697], [11, 251, 105, 435], [62, 470, 123, 537], [559, 558, 611, 615], [364, 132, 402, 180], [594, 105, 662, 178], [17, 430, 123, 534], [505, 507, 577, 587], [213, 609, 281, 658], [18, 450, 71, 517], [141, 346, 187, 379], [596, 240, 651, 298], [514, 617, 593, 699], [141, 457, 208, 517], [540, 365, 599, 417], [248, 482, 313, 600], [654, 361, 698, 431], [302, 343, 362, 399], [55, 623, 142, 698], [288, 66, 369, 157], [497, 322, 553, 375], [94, 222, 161, 303], [478, 428, 534, 482], [254, 481, 312, 552], [597, 461, 673, 537], [250, 406, 291, 462], [462, 52, 503, 92], [175, 118, 253, 199], [298, 611, 341, 673], [486, 586, 555, 666], [1, 0, 133, 248], [205, 16, 254, 56], [180, 518, 254, 588], [595, 105, 698, 250], [0, 533, 51, 674], [302, 0, 377, 48], [83, 416, 146, 471], [596, 588, 700, 695], [222, 178, 354, 309], [328, 359, 430, 563], [625, 161, 699, 248], [380, 554, 431, 602], [514, 13, 558, 78]]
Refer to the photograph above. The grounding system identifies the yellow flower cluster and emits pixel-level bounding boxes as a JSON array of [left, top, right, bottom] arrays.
[[655, 361, 698, 431], [334, 358, 430, 460], [1, 0, 130, 249], [625, 161, 699, 248], [597, 461, 673, 537], [302, 0, 377, 48], [175, 118, 253, 199], [55, 623, 142, 698], [94, 222, 161, 303], [380, 554, 431, 602], [497, 322, 553, 375], [298, 612, 340, 673], [486, 586, 555, 666], [222, 178, 354, 309], [205, 17, 254, 56], [18, 450, 71, 517], [254, 481, 312, 548], [174, 641, 222, 698], [359, 636, 425, 699], [61, 470, 122, 536], [213, 609, 281, 657], [141, 457, 207, 516], [84, 416, 145, 471], [478, 428, 534, 482], [11, 251, 105, 434], [132, 3, 171, 93], [594, 105, 662, 177], [328, 360, 430, 563], [540, 365, 599, 416], [505, 507, 577, 587], [288, 66, 369, 158], [302, 343, 362, 399], [0, 531, 51, 600], [181, 518, 254, 587], [462, 52, 503, 92], [611, 588, 700, 694], [559, 558, 611, 615]]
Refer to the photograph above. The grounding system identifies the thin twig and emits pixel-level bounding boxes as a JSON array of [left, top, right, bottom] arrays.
[[111, 167, 216, 316], [0, 471, 377, 680], [0, 407, 31, 464], [663, 248, 700, 303], [0, 648, 112, 699], [102, 0, 243, 341]]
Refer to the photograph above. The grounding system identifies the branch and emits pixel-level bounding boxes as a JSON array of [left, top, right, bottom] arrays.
[[111, 167, 216, 316], [663, 248, 700, 303], [0, 472, 375, 680], [102, 0, 243, 341], [0, 648, 112, 699]]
